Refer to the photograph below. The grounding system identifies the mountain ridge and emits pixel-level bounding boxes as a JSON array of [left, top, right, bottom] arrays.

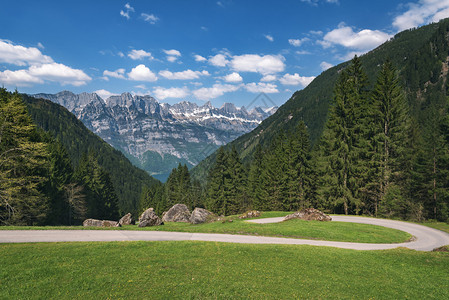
[[33, 91, 277, 181]]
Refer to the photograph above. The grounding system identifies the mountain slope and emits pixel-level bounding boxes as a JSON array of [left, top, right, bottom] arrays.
[[191, 19, 448, 183], [22, 94, 159, 216], [33, 92, 276, 181]]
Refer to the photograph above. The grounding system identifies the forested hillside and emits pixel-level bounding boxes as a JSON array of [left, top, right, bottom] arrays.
[[23, 95, 159, 219], [147, 19, 449, 222], [191, 19, 447, 183]]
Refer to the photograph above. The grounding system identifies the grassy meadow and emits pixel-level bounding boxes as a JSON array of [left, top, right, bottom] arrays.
[[1, 241, 449, 299]]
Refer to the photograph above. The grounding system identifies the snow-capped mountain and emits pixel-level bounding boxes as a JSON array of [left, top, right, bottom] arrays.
[[33, 91, 277, 181]]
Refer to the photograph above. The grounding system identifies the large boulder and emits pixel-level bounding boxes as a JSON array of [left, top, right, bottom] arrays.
[[83, 219, 120, 227], [283, 208, 332, 222], [190, 208, 215, 224], [162, 204, 191, 223], [138, 208, 163, 227], [239, 210, 261, 219], [119, 213, 134, 226]]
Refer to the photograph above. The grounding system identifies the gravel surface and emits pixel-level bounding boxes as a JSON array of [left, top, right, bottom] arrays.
[[1, 216, 448, 251]]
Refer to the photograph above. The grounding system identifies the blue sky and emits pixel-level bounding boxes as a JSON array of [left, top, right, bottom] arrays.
[[1, 0, 449, 108]]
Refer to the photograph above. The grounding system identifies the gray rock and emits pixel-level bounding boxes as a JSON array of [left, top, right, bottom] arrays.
[[138, 208, 163, 227], [239, 210, 261, 219], [190, 208, 215, 224], [162, 204, 191, 223], [119, 213, 134, 226], [83, 219, 120, 227], [283, 208, 332, 222]]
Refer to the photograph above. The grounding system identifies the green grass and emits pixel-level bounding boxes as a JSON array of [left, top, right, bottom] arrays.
[[1, 241, 448, 299], [0, 211, 411, 244], [421, 221, 449, 234]]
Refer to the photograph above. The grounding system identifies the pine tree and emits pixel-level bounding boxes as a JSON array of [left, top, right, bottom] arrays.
[[366, 60, 410, 216], [206, 147, 227, 214], [317, 56, 369, 215], [248, 144, 264, 210], [74, 151, 119, 220], [0, 90, 50, 225]]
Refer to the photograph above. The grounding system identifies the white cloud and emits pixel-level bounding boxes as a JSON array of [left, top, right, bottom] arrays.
[[288, 37, 309, 47], [159, 69, 209, 80], [128, 49, 153, 60], [135, 84, 146, 89], [94, 89, 117, 100], [120, 3, 135, 19], [0, 40, 91, 87], [295, 50, 311, 55], [393, 0, 449, 32], [261, 74, 277, 82], [320, 61, 333, 71], [153, 86, 189, 100], [164, 49, 181, 56], [209, 54, 229, 67], [223, 72, 243, 83], [321, 24, 392, 51], [164, 49, 181, 62], [0, 40, 53, 66], [141, 13, 159, 24], [118, 52, 125, 58], [310, 30, 323, 35], [128, 64, 158, 82], [264, 34, 274, 42], [0, 69, 43, 86], [37, 42, 44, 49], [300, 0, 339, 5], [193, 83, 240, 100], [245, 82, 279, 93], [279, 73, 315, 87], [103, 68, 126, 79], [27, 63, 91, 86], [0, 63, 91, 87], [230, 54, 285, 75], [194, 54, 207, 62]]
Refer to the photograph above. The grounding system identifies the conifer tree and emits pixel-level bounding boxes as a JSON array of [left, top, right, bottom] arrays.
[[367, 60, 410, 216], [248, 144, 264, 209], [317, 56, 368, 214], [206, 147, 227, 214], [0, 90, 50, 225]]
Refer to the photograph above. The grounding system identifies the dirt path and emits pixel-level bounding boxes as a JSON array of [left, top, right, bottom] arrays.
[[1, 216, 448, 251]]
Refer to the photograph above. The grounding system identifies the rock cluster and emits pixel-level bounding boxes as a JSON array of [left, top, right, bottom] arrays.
[[119, 213, 134, 226], [162, 204, 191, 223], [83, 205, 216, 228], [190, 208, 215, 224], [138, 208, 163, 227], [283, 208, 332, 222], [83, 219, 120, 227], [239, 210, 261, 219]]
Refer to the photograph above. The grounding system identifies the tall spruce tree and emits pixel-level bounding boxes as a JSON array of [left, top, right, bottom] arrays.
[[74, 151, 119, 220], [0, 90, 50, 225], [366, 60, 410, 216], [248, 144, 264, 210], [317, 56, 369, 215], [206, 146, 228, 214]]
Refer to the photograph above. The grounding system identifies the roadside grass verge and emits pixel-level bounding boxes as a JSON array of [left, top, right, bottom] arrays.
[[421, 222, 449, 234], [0, 211, 411, 244], [1, 241, 448, 299]]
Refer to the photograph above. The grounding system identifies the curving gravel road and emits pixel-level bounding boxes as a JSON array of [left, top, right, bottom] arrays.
[[1, 216, 448, 251]]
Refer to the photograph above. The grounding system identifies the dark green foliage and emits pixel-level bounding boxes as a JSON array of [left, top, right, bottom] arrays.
[[317, 56, 369, 215], [138, 163, 204, 216], [74, 152, 119, 220], [0, 89, 50, 225], [23, 94, 159, 216]]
